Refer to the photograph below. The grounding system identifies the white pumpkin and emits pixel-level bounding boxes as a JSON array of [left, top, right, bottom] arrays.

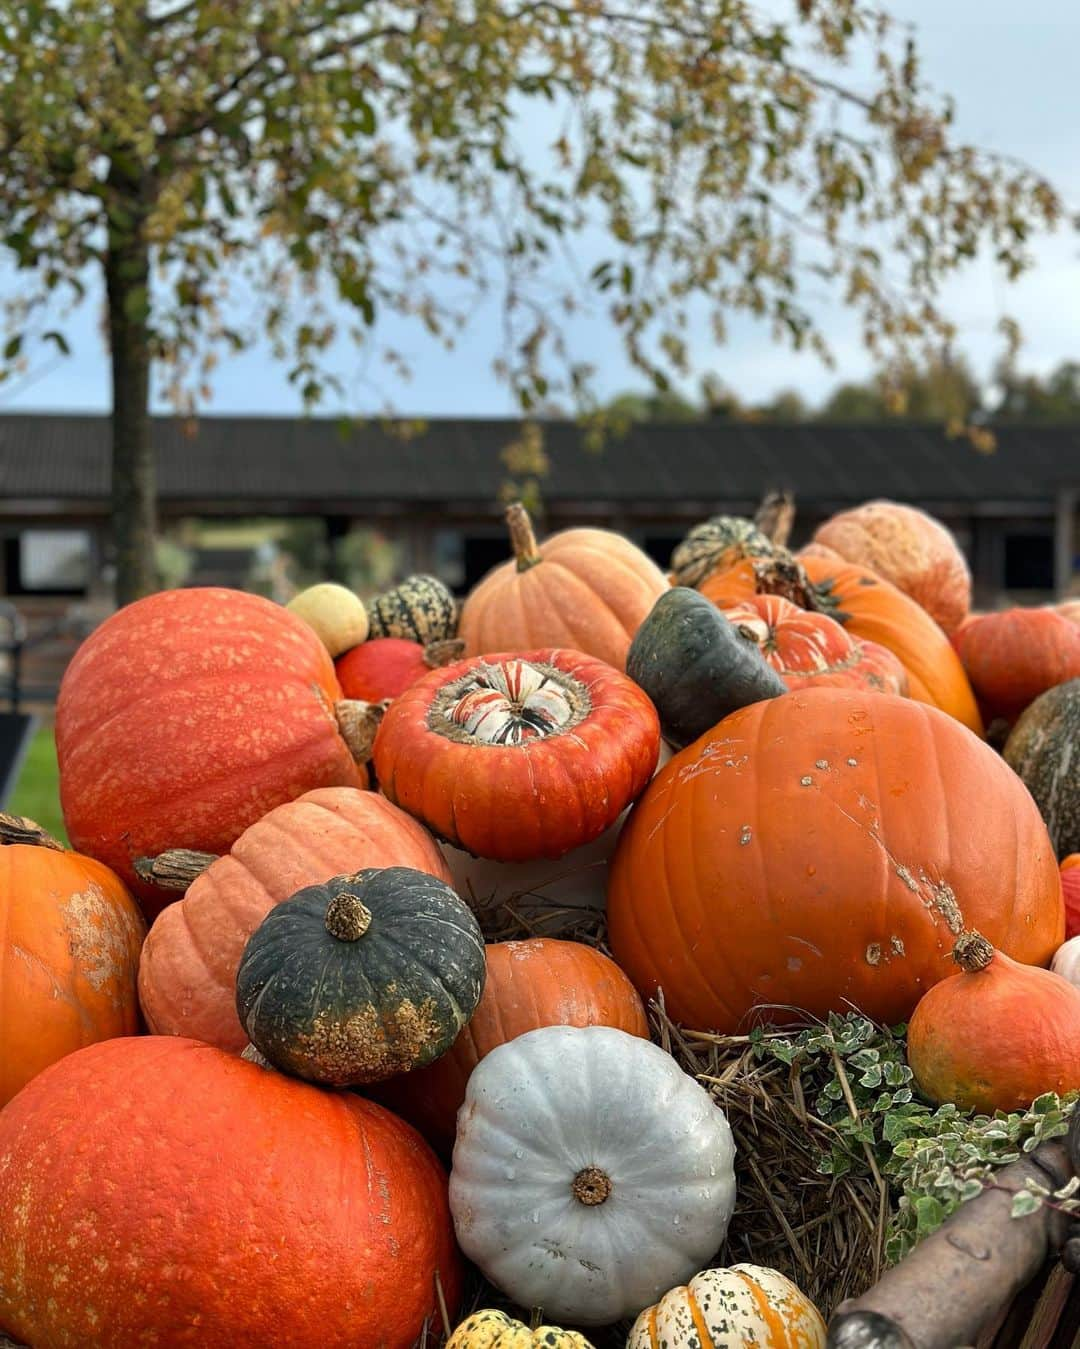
[[449, 1024, 737, 1326], [286, 583, 370, 657], [628, 1264, 827, 1349], [1051, 936, 1080, 987]]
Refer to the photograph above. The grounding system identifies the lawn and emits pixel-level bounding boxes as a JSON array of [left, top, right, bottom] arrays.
[[8, 723, 67, 844]]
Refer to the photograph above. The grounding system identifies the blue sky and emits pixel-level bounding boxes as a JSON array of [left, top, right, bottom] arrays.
[[2, 0, 1077, 418]]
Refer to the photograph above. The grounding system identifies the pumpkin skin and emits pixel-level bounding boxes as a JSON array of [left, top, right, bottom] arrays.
[[670, 515, 786, 589], [56, 587, 367, 919], [1004, 679, 1080, 859], [138, 787, 452, 1052], [236, 868, 486, 1085], [703, 555, 983, 733], [373, 648, 660, 861], [608, 688, 1063, 1032], [1051, 935, 1080, 988], [367, 572, 459, 643], [954, 610, 1080, 725], [459, 503, 668, 670], [1057, 599, 1080, 626], [812, 500, 972, 634], [286, 582, 370, 657], [0, 816, 146, 1107], [335, 635, 463, 702], [447, 1310, 594, 1349], [723, 593, 908, 695], [628, 1264, 827, 1349], [449, 1025, 737, 1326], [373, 938, 648, 1153], [0, 1036, 461, 1348], [907, 931, 1080, 1112], [627, 587, 786, 748], [1063, 856, 1080, 940]]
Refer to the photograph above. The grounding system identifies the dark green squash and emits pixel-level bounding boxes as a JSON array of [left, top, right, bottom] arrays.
[[366, 574, 458, 644], [235, 867, 485, 1086], [669, 515, 788, 589], [626, 587, 786, 748], [1004, 677, 1080, 859]]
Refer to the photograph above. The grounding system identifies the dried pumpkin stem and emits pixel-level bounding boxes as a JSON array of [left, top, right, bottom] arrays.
[[325, 891, 372, 941], [753, 490, 796, 548], [0, 811, 64, 851], [335, 698, 389, 764], [751, 558, 826, 613], [505, 502, 543, 572], [240, 1044, 274, 1070], [134, 848, 218, 890], [423, 638, 466, 669], [953, 930, 995, 973], [572, 1165, 612, 1206]]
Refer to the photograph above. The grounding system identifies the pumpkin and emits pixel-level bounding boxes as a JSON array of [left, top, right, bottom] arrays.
[[954, 610, 1080, 725], [811, 500, 972, 633], [336, 635, 464, 702], [670, 515, 786, 589], [447, 1311, 594, 1349], [723, 593, 909, 695], [1004, 679, 1080, 859], [367, 572, 458, 644], [608, 688, 1063, 1032], [56, 587, 374, 919], [373, 648, 660, 860], [458, 502, 668, 670], [449, 1025, 737, 1326], [907, 931, 1080, 1112], [1057, 599, 1080, 626], [626, 587, 786, 748], [702, 555, 983, 733], [138, 787, 452, 1052], [0, 1036, 460, 1348], [1063, 855, 1080, 940], [0, 813, 145, 1107], [628, 1265, 827, 1349], [1051, 935, 1080, 988], [236, 867, 485, 1085], [286, 582, 370, 656], [373, 938, 648, 1153]]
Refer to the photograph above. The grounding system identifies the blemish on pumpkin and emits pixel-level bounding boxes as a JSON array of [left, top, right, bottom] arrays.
[[292, 996, 445, 1083], [61, 883, 140, 995], [739, 825, 752, 846], [847, 757, 858, 766], [895, 865, 920, 893], [799, 775, 813, 787], [891, 936, 906, 956], [866, 943, 882, 966], [815, 759, 829, 770]]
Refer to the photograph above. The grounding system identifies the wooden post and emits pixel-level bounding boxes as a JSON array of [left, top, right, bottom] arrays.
[[1054, 489, 1077, 599]]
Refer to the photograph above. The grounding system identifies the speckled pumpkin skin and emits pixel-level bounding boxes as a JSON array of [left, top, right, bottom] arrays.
[[367, 574, 458, 643], [0, 1036, 461, 1349], [57, 588, 365, 919], [447, 1309, 594, 1348], [1004, 679, 1080, 859]]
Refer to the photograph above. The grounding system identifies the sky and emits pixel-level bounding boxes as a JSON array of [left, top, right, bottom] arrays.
[[2, 0, 1078, 419]]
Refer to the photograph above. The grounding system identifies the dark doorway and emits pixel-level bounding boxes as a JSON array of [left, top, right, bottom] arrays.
[[462, 536, 511, 591], [1003, 532, 1055, 590]]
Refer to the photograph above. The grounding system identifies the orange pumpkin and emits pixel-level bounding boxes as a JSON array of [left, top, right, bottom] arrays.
[[0, 1036, 461, 1348], [951, 608, 1080, 725], [811, 500, 972, 633], [702, 556, 983, 733], [459, 503, 668, 669], [374, 938, 649, 1153], [0, 814, 145, 1107], [335, 636, 464, 703], [1057, 599, 1080, 626], [608, 689, 1062, 1032], [138, 787, 452, 1051], [907, 931, 1080, 1112]]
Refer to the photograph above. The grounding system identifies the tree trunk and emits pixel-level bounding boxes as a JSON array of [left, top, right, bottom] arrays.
[[105, 203, 156, 608]]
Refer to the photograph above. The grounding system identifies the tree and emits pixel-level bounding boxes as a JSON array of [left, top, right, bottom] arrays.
[[0, 1, 1064, 602], [817, 354, 983, 423], [992, 360, 1080, 422]]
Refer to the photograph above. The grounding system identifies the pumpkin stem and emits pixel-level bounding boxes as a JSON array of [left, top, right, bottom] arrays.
[[424, 638, 466, 670], [0, 811, 64, 852], [335, 698, 389, 764], [134, 848, 218, 890], [754, 490, 796, 548], [953, 930, 995, 973], [506, 502, 543, 572], [325, 890, 372, 941], [572, 1165, 612, 1206], [750, 558, 827, 613]]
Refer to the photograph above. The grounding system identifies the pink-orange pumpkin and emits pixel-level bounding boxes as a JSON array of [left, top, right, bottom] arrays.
[[1063, 855, 1080, 941], [951, 608, 1080, 724]]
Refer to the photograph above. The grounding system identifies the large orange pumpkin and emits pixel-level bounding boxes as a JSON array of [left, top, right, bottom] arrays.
[[0, 814, 145, 1107], [811, 500, 972, 633], [608, 689, 1062, 1032], [57, 587, 370, 919], [374, 938, 649, 1153], [951, 608, 1080, 725], [138, 787, 452, 1052], [459, 503, 668, 669], [702, 556, 983, 733], [0, 1037, 460, 1348]]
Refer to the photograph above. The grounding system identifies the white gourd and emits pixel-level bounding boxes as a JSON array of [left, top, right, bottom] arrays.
[[1051, 936, 1080, 987], [449, 1024, 737, 1326]]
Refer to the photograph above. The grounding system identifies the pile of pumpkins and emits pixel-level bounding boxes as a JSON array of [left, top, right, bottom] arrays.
[[1, 495, 1079, 1349]]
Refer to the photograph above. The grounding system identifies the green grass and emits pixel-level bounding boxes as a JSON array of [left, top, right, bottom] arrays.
[[8, 724, 67, 844]]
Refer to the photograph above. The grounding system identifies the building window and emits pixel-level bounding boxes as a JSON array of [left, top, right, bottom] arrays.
[[6, 530, 92, 596], [1003, 532, 1054, 591]]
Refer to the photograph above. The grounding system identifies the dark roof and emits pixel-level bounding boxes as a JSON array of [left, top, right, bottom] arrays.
[[0, 413, 1077, 514]]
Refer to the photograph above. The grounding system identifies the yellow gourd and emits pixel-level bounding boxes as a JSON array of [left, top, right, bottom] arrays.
[[447, 1309, 594, 1349], [286, 583, 369, 657]]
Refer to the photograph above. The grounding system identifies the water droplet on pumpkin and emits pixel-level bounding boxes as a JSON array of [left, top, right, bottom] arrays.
[[672, 1216, 680, 1226], [806, 864, 817, 877], [505, 1168, 516, 1181], [514, 1149, 524, 1159]]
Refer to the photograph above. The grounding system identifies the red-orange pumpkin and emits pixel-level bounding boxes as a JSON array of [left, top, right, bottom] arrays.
[[138, 787, 452, 1051], [335, 636, 463, 703], [951, 608, 1080, 724], [1063, 855, 1080, 940], [373, 648, 660, 860], [722, 594, 908, 695], [374, 938, 649, 1153], [1058, 600, 1080, 626], [0, 814, 145, 1107], [57, 588, 369, 919], [0, 1037, 461, 1348], [608, 689, 1062, 1032]]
